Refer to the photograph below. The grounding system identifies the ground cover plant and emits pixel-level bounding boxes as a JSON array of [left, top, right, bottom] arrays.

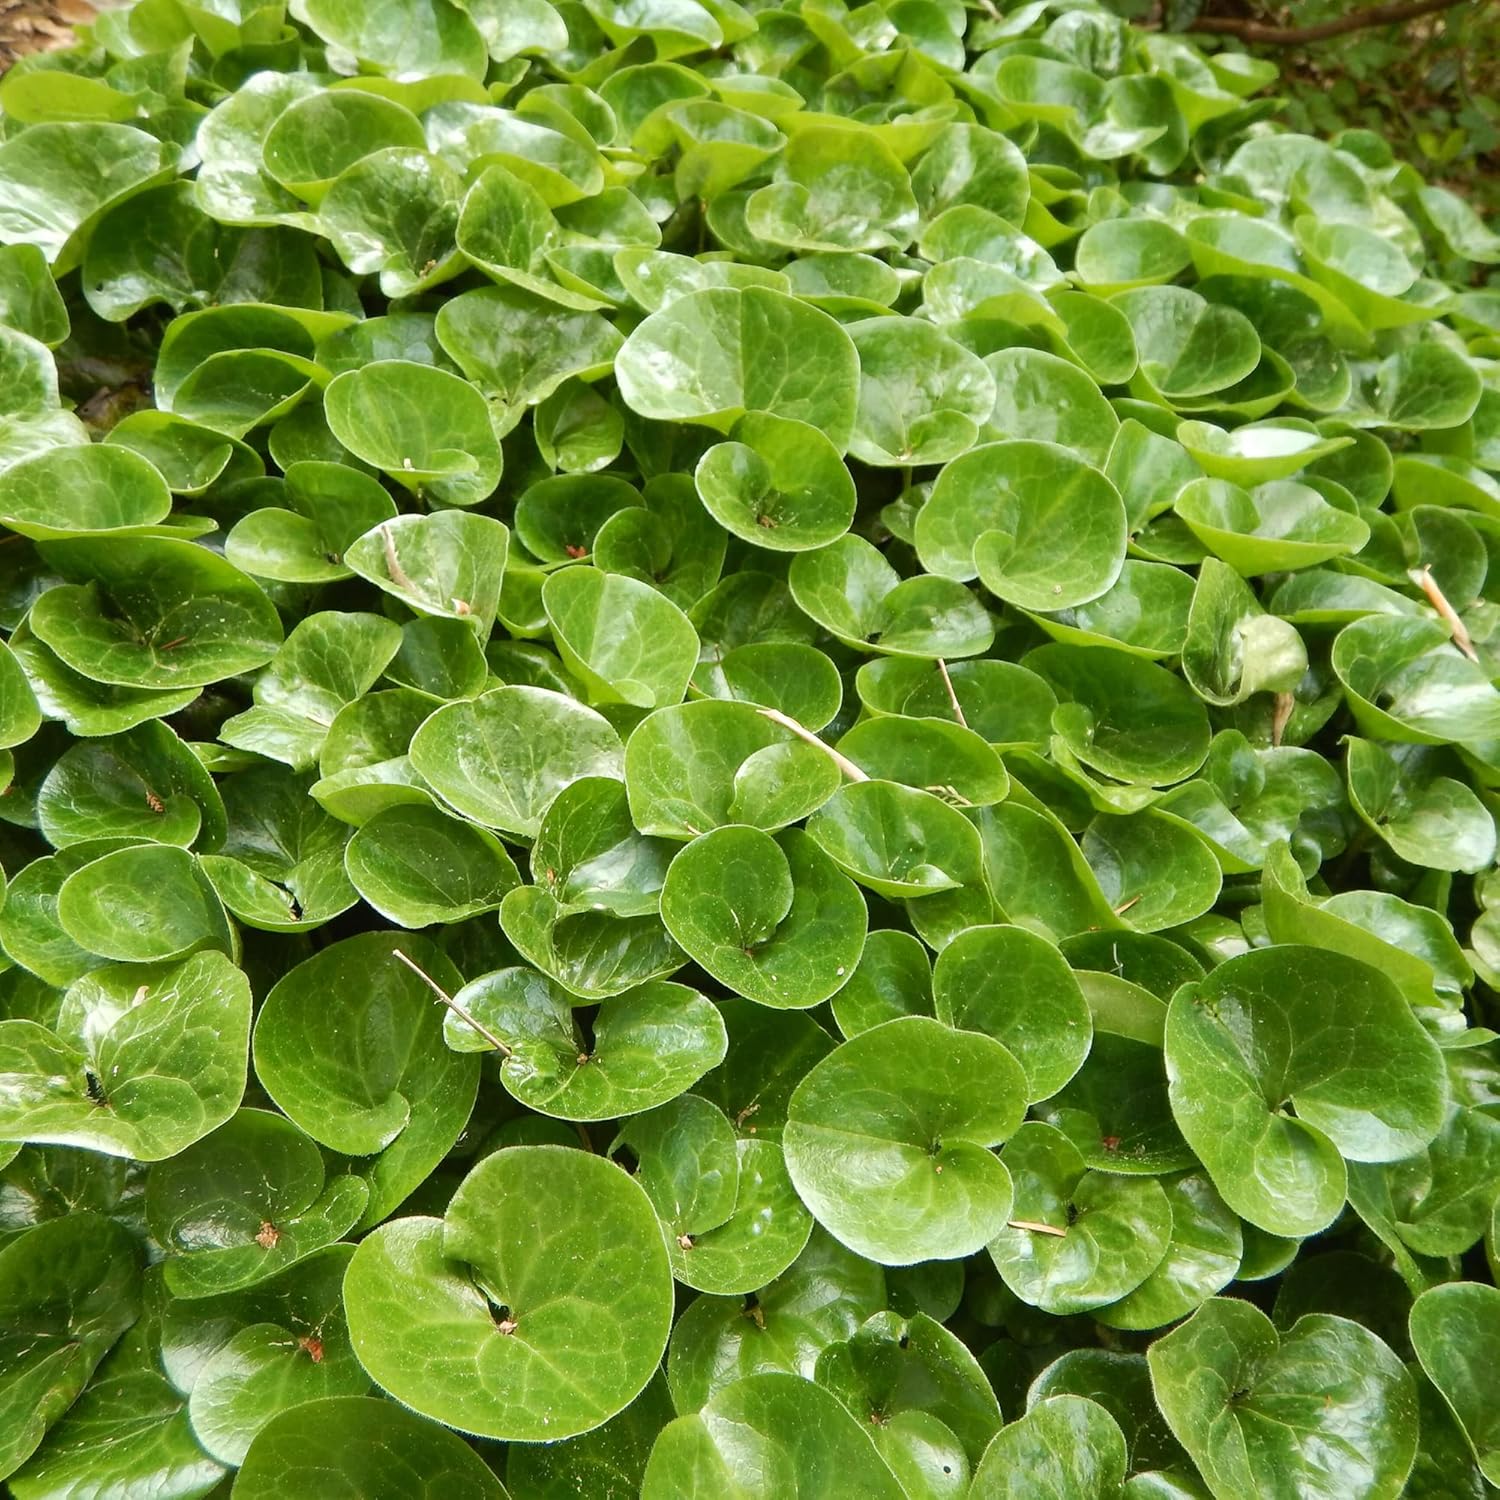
[[0, 0, 1497, 1495]]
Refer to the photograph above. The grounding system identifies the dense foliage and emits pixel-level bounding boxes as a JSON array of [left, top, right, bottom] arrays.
[[0, 0, 1498, 1496]]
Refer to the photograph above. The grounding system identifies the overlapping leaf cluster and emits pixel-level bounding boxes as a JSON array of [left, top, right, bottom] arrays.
[[0, 0, 1498, 1495]]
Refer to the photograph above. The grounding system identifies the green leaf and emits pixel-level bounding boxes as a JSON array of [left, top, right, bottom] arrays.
[[147, 1108, 368, 1297], [970, 1396, 1128, 1500], [1410, 1281, 1500, 1485], [695, 413, 856, 552], [262, 88, 426, 202], [226, 460, 396, 584], [1176, 421, 1353, 486], [1344, 737, 1497, 874], [1026, 644, 1211, 785], [0, 443, 175, 540], [252, 932, 479, 1228], [990, 1122, 1172, 1314], [0, 122, 177, 272], [1166, 946, 1448, 1236], [1348, 1108, 1500, 1262], [289, 0, 488, 80], [1181, 558, 1308, 707], [344, 1146, 672, 1440], [1082, 810, 1223, 933], [57, 844, 231, 963], [543, 566, 699, 709], [847, 318, 994, 468], [616, 287, 860, 451], [346, 804, 521, 928], [177, 1247, 370, 1465], [219, 610, 404, 771], [982, 348, 1120, 467], [30, 537, 282, 690], [790, 535, 995, 659], [0, 949, 249, 1160], [234, 1395, 506, 1499], [324, 360, 502, 508], [505, 1375, 673, 1500], [36, 720, 223, 850], [783, 1016, 1025, 1265], [444, 968, 725, 1120], [931, 924, 1089, 1100], [660, 826, 866, 1008], [0, 244, 68, 348], [412, 686, 624, 839], [747, 125, 918, 253], [345, 510, 509, 634], [665, 1229, 883, 1410], [1175, 477, 1369, 574], [9, 1319, 226, 1500], [1114, 286, 1261, 402], [1149, 1297, 1418, 1500], [642, 1372, 906, 1499], [1332, 615, 1500, 747], [1095, 1171, 1242, 1331], [0, 1214, 143, 1481], [436, 284, 622, 414], [816, 1310, 1001, 1465], [500, 885, 686, 1002], [916, 440, 1127, 612]]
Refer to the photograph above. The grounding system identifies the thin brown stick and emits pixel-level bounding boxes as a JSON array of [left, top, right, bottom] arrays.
[[757, 707, 870, 782], [1271, 692, 1296, 749], [936, 659, 968, 730], [1410, 566, 1480, 663], [379, 524, 418, 593], [392, 948, 512, 1057], [1185, 0, 1459, 45], [1008, 1219, 1068, 1238]]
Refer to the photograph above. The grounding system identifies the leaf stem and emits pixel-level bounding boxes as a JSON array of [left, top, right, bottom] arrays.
[[379, 524, 419, 593], [1008, 1219, 1068, 1238], [1271, 691, 1296, 748], [391, 948, 512, 1057], [935, 659, 968, 729], [757, 707, 869, 782], [1409, 565, 1480, 663]]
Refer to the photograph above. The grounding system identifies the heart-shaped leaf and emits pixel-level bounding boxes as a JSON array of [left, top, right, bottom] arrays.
[[252, 933, 479, 1228], [1149, 1297, 1418, 1500], [1166, 945, 1448, 1236], [660, 825, 866, 1008], [234, 1396, 505, 1499], [344, 1145, 672, 1440], [784, 1016, 1026, 1265], [411, 685, 624, 839]]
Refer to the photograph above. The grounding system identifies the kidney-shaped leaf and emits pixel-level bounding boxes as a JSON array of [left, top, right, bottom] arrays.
[[784, 1016, 1027, 1265], [252, 932, 479, 1228], [615, 286, 860, 452], [1410, 1281, 1500, 1486], [660, 826, 866, 1009], [147, 1108, 368, 1298], [234, 1395, 505, 1500], [642, 1371, 906, 1500], [0, 950, 249, 1162], [444, 967, 726, 1121], [1149, 1297, 1418, 1500], [1166, 945, 1448, 1237], [412, 685, 624, 839], [344, 1145, 672, 1441], [916, 440, 1126, 611], [30, 537, 282, 690], [970, 1395, 1128, 1500]]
